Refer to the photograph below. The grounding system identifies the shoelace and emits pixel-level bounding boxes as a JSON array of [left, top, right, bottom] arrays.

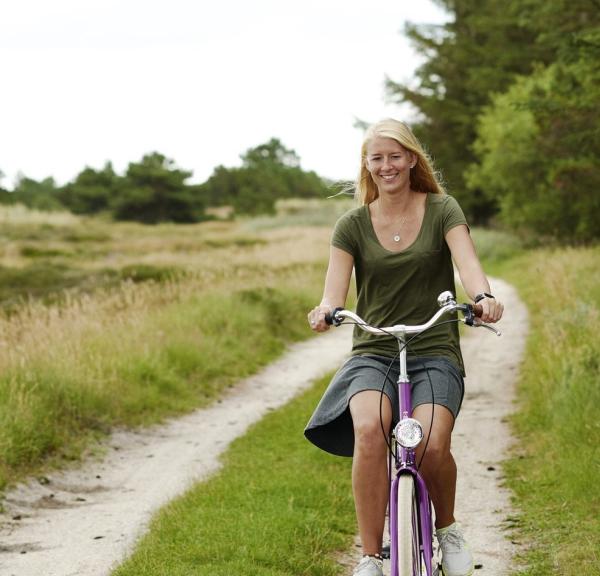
[[437, 529, 466, 553]]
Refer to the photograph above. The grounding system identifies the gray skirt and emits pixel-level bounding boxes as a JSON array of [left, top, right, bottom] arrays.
[[304, 354, 464, 457]]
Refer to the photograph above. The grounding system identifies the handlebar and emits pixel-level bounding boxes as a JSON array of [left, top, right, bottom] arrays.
[[324, 290, 501, 337]]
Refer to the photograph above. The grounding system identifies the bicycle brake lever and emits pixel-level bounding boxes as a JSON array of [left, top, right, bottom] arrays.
[[473, 319, 502, 336], [461, 317, 502, 336]]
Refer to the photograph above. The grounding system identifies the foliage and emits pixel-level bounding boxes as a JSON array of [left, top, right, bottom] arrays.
[[466, 9, 600, 242], [4, 174, 63, 211], [111, 152, 206, 223], [468, 58, 600, 242], [390, 0, 600, 241], [465, 71, 549, 234], [387, 0, 540, 223], [58, 162, 119, 215], [2, 139, 329, 222], [200, 138, 330, 215]]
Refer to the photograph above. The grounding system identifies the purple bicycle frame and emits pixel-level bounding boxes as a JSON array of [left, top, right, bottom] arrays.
[[388, 339, 435, 576]]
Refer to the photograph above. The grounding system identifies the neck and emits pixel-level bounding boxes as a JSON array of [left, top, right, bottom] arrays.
[[376, 189, 415, 216]]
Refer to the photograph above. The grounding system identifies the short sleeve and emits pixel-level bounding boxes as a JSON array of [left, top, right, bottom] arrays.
[[442, 195, 469, 236], [331, 211, 358, 256]]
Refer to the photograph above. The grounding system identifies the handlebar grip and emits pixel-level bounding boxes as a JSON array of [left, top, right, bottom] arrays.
[[463, 303, 483, 326], [325, 307, 344, 326]]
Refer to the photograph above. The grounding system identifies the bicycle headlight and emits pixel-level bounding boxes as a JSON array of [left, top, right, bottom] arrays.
[[394, 418, 424, 449]]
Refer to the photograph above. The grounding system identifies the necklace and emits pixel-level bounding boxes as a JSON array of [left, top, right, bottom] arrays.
[[392, 218, 408, 242], [376, 197, 414, 243]]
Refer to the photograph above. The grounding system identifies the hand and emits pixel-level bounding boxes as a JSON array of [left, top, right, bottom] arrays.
[[307, 305, 332, 332], [479, 296, 504, 323]]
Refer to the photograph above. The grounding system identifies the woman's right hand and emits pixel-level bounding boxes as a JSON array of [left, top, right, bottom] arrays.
[[307, 305, 333, 332]]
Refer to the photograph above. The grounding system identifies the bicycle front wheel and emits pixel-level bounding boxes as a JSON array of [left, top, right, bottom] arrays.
[[397, 475, 421, 576]]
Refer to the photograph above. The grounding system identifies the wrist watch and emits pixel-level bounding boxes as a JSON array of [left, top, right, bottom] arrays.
[[474, 292, 495, 303]]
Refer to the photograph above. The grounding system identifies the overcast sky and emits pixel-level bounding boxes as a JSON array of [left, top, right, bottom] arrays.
[[0, 0, 448, 188]]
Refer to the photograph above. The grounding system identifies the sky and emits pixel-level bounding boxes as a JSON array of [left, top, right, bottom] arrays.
[[0, 0, 448, 189]]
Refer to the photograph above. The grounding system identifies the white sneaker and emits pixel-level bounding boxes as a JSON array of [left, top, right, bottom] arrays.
[[353, 554, 384, 576], [435, 523, 474, 576]]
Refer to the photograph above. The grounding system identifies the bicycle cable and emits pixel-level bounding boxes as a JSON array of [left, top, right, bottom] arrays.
[[340, 317, 464, 470], [337, 320, 403, 455]]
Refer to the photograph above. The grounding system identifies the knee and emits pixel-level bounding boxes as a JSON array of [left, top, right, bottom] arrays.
[[418, 439, 452, 471], [353, 419, 388, 455]]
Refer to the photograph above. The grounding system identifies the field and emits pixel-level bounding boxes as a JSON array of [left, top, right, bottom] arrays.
[[1, 201, 598, 575], [496, 247, 600, 576], [0, 199, 353, 490]]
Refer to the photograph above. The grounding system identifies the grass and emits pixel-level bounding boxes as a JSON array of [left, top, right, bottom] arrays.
[[0, 204, 333, 312], [442, 229, 600, 574], [492, 246, 600, 575], [0, 202, 337, 491], [3, 202, 599, 574], [244, 197, 356, 230], [112, 374, 356, 576], [470, 227, 525, 269], [0, 278, 323, 489]]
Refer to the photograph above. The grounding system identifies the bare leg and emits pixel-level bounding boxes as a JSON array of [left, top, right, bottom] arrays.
[[349, 390, 393, 555], [412, 403, 457, 529]]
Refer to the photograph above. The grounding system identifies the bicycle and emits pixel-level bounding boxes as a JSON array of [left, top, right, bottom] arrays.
[[325, 290, 501, 576]]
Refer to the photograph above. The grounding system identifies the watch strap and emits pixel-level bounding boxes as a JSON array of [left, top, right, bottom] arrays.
[[474, 292, 495, 303]]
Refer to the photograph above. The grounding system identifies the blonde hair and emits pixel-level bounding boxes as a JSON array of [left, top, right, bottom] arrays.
[[355, 118, 445, 205]]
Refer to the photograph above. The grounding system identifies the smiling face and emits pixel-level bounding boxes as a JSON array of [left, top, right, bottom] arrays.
[[364, 136, 416, 196]]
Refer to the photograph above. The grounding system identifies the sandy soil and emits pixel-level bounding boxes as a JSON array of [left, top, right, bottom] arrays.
[[0, 277, 527, 576], [338, 277, 528, 575]]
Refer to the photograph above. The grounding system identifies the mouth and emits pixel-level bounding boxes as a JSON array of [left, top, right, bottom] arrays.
[[380, 174, 398, 181]]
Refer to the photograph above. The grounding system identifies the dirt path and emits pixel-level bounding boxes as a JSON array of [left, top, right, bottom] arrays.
[[339, 277, 528, 575], [0, 329, 353, 576], [0, 278, 527, 576]]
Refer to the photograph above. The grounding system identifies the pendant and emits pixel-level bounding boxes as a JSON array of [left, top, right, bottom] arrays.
[[393, 234, 401, 242]]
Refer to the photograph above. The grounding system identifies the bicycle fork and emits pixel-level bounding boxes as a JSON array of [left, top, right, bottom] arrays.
[[389, 469, 435, 576]]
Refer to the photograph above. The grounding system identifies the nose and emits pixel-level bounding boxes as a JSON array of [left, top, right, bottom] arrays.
[[381, 156, 394, 171]]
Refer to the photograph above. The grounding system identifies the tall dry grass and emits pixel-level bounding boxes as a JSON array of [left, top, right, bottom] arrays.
[[0, 204, 81, 227], [0, 201, 341, 491]]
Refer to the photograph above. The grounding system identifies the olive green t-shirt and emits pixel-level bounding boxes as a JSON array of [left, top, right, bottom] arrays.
[[332, 193, 468, 374]]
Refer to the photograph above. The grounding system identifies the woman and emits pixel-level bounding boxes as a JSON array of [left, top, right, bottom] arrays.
[[305, 119, 503, 576]]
